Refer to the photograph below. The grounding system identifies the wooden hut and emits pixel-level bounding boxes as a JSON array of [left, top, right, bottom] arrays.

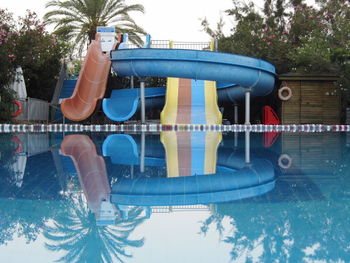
[[279, 73, 340, 124]]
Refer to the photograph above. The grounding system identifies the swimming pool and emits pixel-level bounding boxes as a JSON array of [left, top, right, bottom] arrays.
[[0, 129, 349, 262]]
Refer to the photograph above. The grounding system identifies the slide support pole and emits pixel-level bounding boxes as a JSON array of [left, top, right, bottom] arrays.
[[140, 132, 145, 173], [245, 88, 251, 125], [140, 79, 146, 124], [245, 130, 251, 165], [234, 104, 239, 124], [131, 76, 134, 89]]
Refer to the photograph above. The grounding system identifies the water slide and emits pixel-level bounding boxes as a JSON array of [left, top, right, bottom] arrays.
[[60, 34, 116, 121], [103, 48, 276, 123], [102, 87, 165, 121]]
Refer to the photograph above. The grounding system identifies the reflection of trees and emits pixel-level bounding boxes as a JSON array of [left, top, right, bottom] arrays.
[[44, 193, 146, 263], [0, 134, 16, 185], [0, 134, 44, 245], [0, 133, 65, 245], [0, 198, 65, 245], [200, 194, 350, 262], [200, 213, 226, 238]]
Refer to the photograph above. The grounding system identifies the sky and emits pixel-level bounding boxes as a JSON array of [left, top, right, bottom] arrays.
[[0, 0, 316, 42], [0, 0, 265, 42]]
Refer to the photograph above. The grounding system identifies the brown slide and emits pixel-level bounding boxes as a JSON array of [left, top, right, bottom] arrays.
[[61, 135, 110, 215], [61, 33, 116, 121]]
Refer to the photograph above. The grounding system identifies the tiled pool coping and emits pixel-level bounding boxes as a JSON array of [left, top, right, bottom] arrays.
[[0, 124, 349, 133]]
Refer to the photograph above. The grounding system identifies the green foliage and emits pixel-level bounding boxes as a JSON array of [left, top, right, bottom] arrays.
[[0, 88, 15, 120], [0, 9, 70, 117], [67, 59, 83, 78], [202, 0, 350, 100], [0, 10, 17, 120], [14, 11, 70, 101], [44, 0, 146, 55]]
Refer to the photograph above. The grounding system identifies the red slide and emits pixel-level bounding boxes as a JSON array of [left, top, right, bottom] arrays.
[[262, 106, 281, 148], [61, 33, 117, 121]]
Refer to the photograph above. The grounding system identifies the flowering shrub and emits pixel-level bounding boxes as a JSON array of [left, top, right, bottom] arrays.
[[0, 9, 17, 120], [0, 9, 70, 120], [14, 11, 70, 101]]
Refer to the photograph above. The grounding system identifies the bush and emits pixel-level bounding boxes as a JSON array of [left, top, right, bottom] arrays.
[[203, 0, 350, 103], [0, 9, 70, 112], [14, 11, 70, 101], [0, 9, 17, 120]]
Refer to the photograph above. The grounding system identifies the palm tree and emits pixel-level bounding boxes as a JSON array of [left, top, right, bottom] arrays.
[[43, 0, 146, 54]]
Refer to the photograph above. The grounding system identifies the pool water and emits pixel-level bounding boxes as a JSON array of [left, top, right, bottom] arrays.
[[0, 131, 349, 262]]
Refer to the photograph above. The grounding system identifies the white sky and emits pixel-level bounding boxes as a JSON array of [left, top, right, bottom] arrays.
[[0, 0, 265, 42], [0, 0, 315, 42]]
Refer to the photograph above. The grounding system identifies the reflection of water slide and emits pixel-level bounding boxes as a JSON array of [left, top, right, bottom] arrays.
[[103, 133, 275, 206], [103, 48, 276, 123], [61, 133, 275, 207], [61, 135, 117, 225], [61, 34, 117, 121]]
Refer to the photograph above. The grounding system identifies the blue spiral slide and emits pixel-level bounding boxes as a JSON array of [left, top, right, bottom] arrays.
[[102, 48, 276, 121]]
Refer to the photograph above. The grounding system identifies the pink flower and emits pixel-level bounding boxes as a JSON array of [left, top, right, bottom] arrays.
[[267, 42, 271, 46], [8, 54, 16, 59]]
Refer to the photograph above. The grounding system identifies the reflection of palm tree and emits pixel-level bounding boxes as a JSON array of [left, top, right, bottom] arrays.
[[44, 194, 146, 263]]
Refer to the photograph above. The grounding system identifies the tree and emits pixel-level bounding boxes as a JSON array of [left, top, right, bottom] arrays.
[[202, 0, 350, 102], [44, 0, 146, 55], [0, 9, 17, 120], [0, 9, 69, 107], [14, 11, 70, 101]]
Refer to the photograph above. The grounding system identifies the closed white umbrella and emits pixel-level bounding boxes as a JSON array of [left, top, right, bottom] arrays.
[[9, 67, 27, 99]]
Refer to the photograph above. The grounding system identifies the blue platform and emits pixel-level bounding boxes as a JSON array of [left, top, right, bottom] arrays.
[[52, 79, 77, 122]]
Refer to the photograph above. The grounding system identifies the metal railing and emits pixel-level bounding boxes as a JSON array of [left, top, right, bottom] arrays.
[[126, 39, 212, 51], [151, 205, 210, 213]]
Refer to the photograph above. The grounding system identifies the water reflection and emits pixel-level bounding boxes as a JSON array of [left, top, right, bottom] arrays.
[[103, 132, 275, 206], [0, 132, 349, 262], [61, 135, 114, 225]]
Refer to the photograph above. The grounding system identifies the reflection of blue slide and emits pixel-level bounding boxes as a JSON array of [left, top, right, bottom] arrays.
[[103, 48, 276, 121], [104, 134, 275, 206], [103, 134, 165, 167]]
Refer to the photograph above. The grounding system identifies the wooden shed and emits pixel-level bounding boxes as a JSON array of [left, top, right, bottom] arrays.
[[279, 73, 340, 124]]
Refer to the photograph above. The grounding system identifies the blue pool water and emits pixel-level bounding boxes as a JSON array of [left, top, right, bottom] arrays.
[[0, 131, 349, 262]]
